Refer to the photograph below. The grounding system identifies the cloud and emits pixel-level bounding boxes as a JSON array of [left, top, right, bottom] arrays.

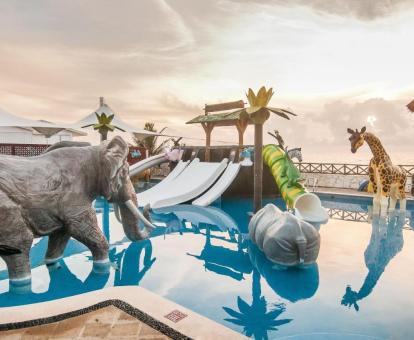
[[270, 96, 414, 159], [0, 0, 413, 156], [229, 0, 412, 21]]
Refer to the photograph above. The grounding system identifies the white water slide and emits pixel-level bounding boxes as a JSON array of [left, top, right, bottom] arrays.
[[192, 162, 241, 207], [138, 159, 228, 209], [153, 205, 238, 231], [129, 154, 166, 177]]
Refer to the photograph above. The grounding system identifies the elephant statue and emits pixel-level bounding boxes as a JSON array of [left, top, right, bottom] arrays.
[[248, 204, 320, 267], [0, 136, 155, 289]]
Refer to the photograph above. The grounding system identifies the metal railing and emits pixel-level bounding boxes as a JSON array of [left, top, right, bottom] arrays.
[[297, 162, 414, 176], [327, 207, 412, 229]]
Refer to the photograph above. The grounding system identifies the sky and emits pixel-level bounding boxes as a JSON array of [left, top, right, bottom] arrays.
[[0, 0, 413, 161]]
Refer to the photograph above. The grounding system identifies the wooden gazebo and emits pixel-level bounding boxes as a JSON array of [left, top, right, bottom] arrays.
[[186, 100, 253, 161], [187, 88, 296, 212]]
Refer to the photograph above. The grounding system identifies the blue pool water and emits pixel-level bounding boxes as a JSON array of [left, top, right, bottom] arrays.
[[1, 196, 414, 339]]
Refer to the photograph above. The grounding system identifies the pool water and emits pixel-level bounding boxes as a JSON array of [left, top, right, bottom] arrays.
[[1, 196, 414, 339]]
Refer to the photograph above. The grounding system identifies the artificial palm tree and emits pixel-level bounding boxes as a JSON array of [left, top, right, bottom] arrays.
[[82, 112, 125, 141], [134, 122, 172, 156], [241, 86, 296, 212], [407, 99, 414, 113], [223, 269, 292, 339]]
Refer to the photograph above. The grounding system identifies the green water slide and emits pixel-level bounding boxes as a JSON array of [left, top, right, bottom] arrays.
[[263, 144, 328, 223]]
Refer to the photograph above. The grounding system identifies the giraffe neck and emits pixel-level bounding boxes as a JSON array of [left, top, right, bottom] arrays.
[[363, 133, 390, 162]]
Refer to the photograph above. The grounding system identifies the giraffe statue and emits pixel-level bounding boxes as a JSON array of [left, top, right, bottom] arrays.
[[347, 126, 407, 216]]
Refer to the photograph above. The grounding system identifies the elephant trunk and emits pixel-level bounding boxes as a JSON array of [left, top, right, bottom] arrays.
[[117, 199, 155, 241]]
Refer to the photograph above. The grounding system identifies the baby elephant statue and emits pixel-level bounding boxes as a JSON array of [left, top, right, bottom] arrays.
[[249, 204, 320, 267], [0, 136, 155, 289]]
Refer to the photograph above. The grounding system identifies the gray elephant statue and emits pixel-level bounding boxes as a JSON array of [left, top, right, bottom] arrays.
[[0, 136, 155, 289], [249, 204, 320, 267]]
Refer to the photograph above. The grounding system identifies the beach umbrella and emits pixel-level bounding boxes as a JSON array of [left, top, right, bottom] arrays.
[[0, 107, 86, 138], [74, 97, 162, 141]]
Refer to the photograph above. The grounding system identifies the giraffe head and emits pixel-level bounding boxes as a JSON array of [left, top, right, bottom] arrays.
[[347, 126, 366, 153]]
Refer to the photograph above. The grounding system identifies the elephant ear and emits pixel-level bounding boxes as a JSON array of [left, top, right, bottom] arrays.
[[101, 136, 129, 199]]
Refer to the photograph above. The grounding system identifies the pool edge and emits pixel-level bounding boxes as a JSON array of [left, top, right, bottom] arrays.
[[0, 285, 247, 339]]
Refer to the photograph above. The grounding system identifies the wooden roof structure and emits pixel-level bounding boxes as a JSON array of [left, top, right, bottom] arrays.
[[186, 100, 251, 161], [187, 86, 296, 213]]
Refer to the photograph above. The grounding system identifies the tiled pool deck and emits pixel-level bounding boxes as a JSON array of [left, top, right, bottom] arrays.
[[0, 286, 246, 339], [1, 305, 169, 339]]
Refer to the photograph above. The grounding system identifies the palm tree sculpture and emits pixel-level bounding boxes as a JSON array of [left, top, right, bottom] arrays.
[[240, 86, 296, 212], [407, 99, 414, 113], [134, 122, 172, 156], [223, 269, 292, 339], [83, 112, 125, 141]]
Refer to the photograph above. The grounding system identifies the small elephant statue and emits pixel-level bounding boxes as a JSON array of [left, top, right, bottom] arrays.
[[0, 136, 155, 288], [249, 204, 320, 267]]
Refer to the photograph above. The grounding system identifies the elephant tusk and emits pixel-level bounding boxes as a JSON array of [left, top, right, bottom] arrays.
[[113, 203, 122, 223], [124, 200, 156, 231]]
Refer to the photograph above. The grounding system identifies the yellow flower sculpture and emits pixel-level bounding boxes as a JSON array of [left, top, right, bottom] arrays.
[[245, 86, 296, 120]]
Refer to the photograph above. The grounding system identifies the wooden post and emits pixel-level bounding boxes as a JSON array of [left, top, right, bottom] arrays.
[[236, 119, 248, 151], [254, 123, 263, 213], [201, 122, 214, 162], [252, 109, 269, 213]]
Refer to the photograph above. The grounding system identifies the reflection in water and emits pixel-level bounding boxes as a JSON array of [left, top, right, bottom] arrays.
[[113, 240, 155, 286], [223, 269, 292, 339], [249, 243, 319, 302], [187, 226, 252, 281], [0, 261, 110, 307], [341, 212, 405, 311]]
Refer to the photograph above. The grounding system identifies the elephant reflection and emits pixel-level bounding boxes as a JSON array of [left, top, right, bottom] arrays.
[[112, 240, 156, 286], [248, 242, 319, 302], [341, 212, 405, 311], [0, 260, 110, 307], [0, 239, 155, 306]]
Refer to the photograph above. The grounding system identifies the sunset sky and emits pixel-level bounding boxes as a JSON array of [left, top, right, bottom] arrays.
[[0, 0, 413, 160]]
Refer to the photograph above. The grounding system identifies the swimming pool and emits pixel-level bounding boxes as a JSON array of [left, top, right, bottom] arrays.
[[1, 195, 414, 339]]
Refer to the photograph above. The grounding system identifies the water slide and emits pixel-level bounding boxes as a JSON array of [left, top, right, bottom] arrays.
[[152, 205, 238, 231], [138, 159, 228, 209], [192, 162, 241, 206], [263, 144, 328, 223], [129, 154, 167, 177]]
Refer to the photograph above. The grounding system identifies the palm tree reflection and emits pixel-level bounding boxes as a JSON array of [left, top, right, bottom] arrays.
[[223, 268, 292, 339]]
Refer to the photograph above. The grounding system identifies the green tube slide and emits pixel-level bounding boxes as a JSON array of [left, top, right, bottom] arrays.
[[263, 144, 328, 223]]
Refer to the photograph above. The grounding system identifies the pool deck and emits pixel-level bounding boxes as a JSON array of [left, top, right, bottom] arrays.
[[1, 305, 170, 339], [0, 286, 246, 339], [316, 186, 414, 201]]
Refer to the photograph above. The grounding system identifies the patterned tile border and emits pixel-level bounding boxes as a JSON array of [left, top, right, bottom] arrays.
[[0, 299, 192, 340]]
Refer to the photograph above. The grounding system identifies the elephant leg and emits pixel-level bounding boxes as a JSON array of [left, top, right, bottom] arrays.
[[2, 251, 31, 282], [68, 208, 109, 265], [45, 228, 71, 264], [0, 192, 33, 286]]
